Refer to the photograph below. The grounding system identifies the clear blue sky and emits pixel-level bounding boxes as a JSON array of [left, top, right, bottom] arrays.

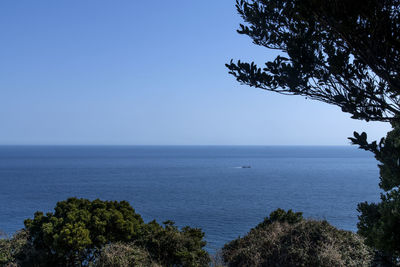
[[0, 0, 390, 145]]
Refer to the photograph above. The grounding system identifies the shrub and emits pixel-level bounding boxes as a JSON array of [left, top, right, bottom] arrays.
[[0, 230, 32, 267], [136, 220, 210, 267], [97, 220, 211, 267], [23, 198, 145, 266], [20, 198, 209, 267], [96, 243, 158, 267], [222, 209, 373, 267]]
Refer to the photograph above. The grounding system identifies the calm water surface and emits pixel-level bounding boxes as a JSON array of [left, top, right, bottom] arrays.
[[0, 146, 380, 251]]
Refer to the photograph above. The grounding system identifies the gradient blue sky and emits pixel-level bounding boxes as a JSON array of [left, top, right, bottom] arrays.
[[0, 0, 390, 145]]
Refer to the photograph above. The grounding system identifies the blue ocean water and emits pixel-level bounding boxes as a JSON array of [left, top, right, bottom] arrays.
[[0, 146, 380, 251]]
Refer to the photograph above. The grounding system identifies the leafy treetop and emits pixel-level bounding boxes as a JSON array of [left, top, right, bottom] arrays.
[[256, 208, 303, 228], [227, 1, 400, 263], [21, 198, 210, 267], [24, 198, 144, 266], [227, 0, 400, 122]]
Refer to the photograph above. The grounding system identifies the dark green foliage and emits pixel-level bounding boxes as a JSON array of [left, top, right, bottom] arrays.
[[358, 192, 400, 265], [96, 220, 210, 267], [256, 208, 303, 228], [222, 209, 373, 267], [8, 198, 209, 267], [228, 0, 400, 262], [0, 230, 30, 266], [227, 0, 400, 122], [350, 124, 400, 191], [135, 220, 210, 267], [23, 198, 143, 266], [96, 243, 157, 267], [97, 228, 210, 267], [350, 124, 400, 263]]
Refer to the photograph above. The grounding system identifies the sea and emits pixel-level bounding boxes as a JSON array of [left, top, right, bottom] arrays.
[[0, 146, 381, 251]]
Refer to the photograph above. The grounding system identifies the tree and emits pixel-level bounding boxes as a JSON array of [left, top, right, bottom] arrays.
[[222, 209, 373, 267], [18, 198, 210, 267], [354, 124, 400, 264], [96, 243, 157, 267], [24, 198, 144, 266], [0, 230, 30, 266], [135, 220, 210, 267], [227, 0, 400, 263], [227, 0, 400, 122]]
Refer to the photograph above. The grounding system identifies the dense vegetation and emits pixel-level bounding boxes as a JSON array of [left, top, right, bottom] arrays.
[[0, 230, 30, 266], [2, 0, 400, 266], [0, 198, 209, 267], [23, 198, 143, 266], [0, 205, 374, 267], [227, 0, 400, 122], [355, 124, 400, 264], [227, 0, 400, 264], [222, 209, 373, 267]]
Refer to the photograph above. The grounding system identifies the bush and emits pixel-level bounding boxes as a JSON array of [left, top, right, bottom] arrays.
[[136, 220, 210, 267], [23, 198, 144, 266], [222, 209, 373, 267], [97, 243, 158, 267], [0, 230, 29, 266], [17, 198, 209, 267]]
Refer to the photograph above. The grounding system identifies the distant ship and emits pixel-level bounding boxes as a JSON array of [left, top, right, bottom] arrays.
[[241, 166, 251, 168]]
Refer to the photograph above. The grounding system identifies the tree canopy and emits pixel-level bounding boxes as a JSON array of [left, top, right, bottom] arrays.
[[355, 124, 400, 264], [24, 198, 144, 266], [222, 209, 373, 267], [18, 198, 209, 267], [227, 0, 400, 264], [227, 0, 400, 122]]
